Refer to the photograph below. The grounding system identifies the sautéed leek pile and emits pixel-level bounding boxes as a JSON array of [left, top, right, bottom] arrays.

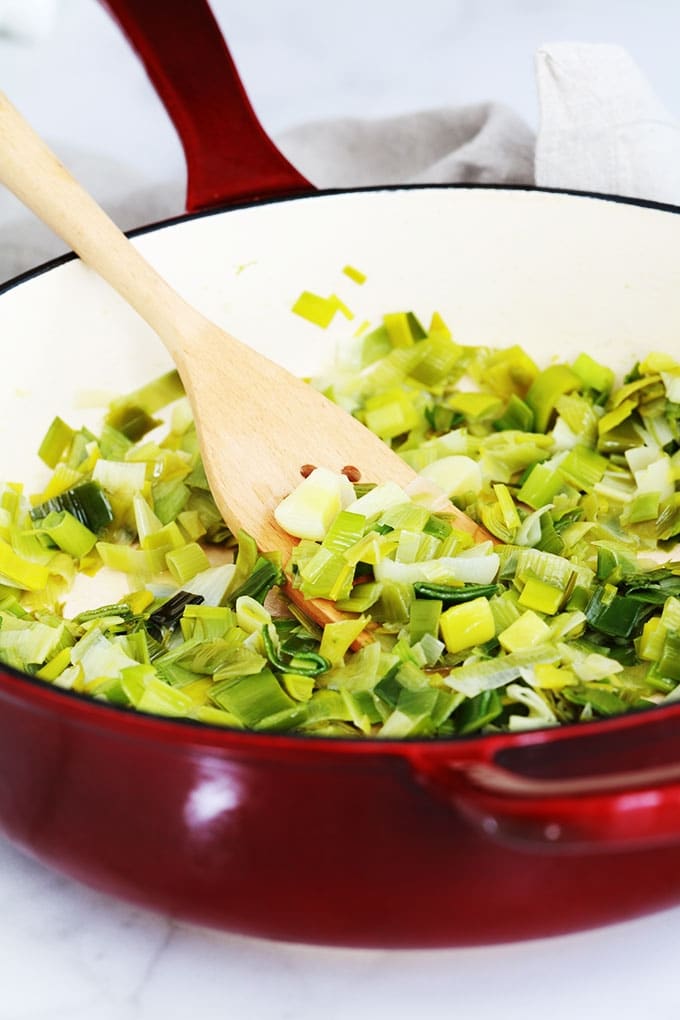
[[3, 306, 680, 737]]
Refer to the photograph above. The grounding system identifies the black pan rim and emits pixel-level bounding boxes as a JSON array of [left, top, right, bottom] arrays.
[[3, 180, 679, 298]]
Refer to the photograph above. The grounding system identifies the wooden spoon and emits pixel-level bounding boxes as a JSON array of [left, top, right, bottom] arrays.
[[0, 93, 489, 628]]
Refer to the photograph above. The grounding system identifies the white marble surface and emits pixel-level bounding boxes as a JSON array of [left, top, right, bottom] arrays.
[[2, 830, 680, 1020], [3, 1, 680, 1016]]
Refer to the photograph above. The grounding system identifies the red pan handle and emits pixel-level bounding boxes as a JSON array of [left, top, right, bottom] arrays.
[[98, 0, 313, 211], [410, 705, 680, 851]]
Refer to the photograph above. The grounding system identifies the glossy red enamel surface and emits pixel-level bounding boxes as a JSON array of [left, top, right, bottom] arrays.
[[2, 1, 680, 948], [100, 0, 312, 210], [3, 665, 680, 947]]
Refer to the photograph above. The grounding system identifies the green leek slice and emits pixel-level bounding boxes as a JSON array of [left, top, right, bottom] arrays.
[[31, 481, 113, 534], [526, 364, 582, 433]]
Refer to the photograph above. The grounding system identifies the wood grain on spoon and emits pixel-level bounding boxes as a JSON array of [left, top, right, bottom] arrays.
[[0, 93, 490, 633]]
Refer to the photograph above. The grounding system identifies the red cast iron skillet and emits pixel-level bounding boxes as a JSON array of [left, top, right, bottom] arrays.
[[1, 0, 680, 947]]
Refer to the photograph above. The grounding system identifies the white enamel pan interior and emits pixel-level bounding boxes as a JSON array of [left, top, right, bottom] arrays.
[[1, 185, 679, 603]]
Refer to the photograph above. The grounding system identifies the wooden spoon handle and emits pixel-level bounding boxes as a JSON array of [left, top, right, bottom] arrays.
[[0, 92, 203, 361]]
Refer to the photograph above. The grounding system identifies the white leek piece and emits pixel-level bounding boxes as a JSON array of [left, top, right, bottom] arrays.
[[274, 467, 355, 540]]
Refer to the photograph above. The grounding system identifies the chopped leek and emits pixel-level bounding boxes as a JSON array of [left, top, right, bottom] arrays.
[[31, 480, 113, 534], [36, 510, 97, 558], [7, 308, 680, 738], [274, 467, 354, 540], [292, 291, 341, 328], [439, 597, 496, 654], [38, 416, 75, 469], [342, 264, 367, 285], [147, 590, 204, 639], [526, 364, 582, 433]]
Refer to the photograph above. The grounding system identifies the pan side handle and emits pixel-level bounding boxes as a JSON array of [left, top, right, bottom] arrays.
[[98, 0, 313, 211], [409, 707, 680, 852]]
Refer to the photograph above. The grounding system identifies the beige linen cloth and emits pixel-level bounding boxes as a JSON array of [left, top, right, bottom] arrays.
[[533, 42, 680, 204], [1, 41, 679, 284], [278, 42, 680, 203]]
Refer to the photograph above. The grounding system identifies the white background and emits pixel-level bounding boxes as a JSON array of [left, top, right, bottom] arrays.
[[2, 0, 680, 279], [2, 1, 680, 1017]]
